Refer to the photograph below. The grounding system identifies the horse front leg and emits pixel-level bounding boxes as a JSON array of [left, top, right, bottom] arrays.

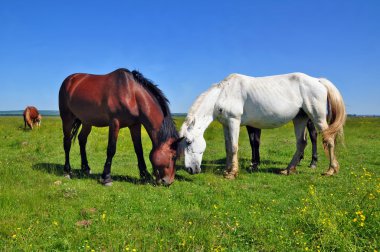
[[100, 119, 120, 186], [223, 118, 241, 179], [78, 124, 92, 175], [129, 124, 152, 182], [246, 126, 261, 172]]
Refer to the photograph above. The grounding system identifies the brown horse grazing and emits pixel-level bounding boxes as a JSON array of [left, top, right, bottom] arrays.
[[246, 119, 318, 172], [59, 68, 182, 186], [23, 106, 42, 129]]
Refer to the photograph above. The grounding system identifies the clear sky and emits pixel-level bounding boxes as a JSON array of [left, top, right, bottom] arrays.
[[1, 0, 379, 114]]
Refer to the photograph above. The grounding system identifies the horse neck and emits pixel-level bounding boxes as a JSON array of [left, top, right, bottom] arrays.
[[138, 96, 176, 149], [181, 85, 221, 137]]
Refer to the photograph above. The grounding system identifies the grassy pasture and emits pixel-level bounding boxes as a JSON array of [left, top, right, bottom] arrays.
[[0, 116, 379, 251]]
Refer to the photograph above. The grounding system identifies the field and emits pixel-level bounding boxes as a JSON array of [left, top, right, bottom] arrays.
[[0, 116, 379, 251]]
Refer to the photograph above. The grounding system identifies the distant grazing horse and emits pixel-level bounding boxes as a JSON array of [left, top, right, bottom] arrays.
[[59, 68, 181, 186], [180, 73, 346, 178], [246, 119, 318, 172], [23, 106, 42, 129]]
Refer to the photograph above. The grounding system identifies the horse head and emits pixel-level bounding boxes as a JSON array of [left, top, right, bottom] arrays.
[[150, 137, 184, 186], [180, 119, 206, 175]]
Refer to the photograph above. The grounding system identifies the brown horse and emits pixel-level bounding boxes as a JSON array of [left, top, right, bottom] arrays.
[[59, 68, 182, 186], [23, 106, 42, 129]]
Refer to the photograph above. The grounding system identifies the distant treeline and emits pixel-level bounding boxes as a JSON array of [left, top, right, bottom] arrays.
[[0, 110, 60, 116], [0, 110, 188, 117]]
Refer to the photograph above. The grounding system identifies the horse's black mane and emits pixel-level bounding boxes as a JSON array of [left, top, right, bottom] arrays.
[[118, 68, 178, 142]]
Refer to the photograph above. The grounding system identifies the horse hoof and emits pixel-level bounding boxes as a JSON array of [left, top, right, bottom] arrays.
[[99, 178, 113, 186], [81, 165, 91, 176], [322, 169, 336, 176], [64, 173, 71, 179], [309, 164, 317, 169], [280, 168, 297, 175], [224, 172, 237, 179], [103, 181, 113, 186], [140, 174, 153, 183], [248, 164, 259, 173], [82, 169, 91, 176], [280, 169, 289, 175]]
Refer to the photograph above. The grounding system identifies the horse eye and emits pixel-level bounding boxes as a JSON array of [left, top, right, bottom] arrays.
[[186, 139, 192, 145]]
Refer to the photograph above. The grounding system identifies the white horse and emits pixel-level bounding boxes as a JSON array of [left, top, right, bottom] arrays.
[[180, 72, 346, 178]]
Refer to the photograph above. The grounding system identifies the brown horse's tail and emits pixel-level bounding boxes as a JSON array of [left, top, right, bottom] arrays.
[[319, 78, 347, 148], [71, 119, 82, 142]]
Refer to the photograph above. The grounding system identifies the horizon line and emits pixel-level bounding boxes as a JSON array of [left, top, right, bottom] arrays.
[[0, 110, 379, 117]]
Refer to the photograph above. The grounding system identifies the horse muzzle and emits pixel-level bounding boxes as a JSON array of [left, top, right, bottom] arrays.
[[186, 166, 201, 175], [156, 176, 174, 187]]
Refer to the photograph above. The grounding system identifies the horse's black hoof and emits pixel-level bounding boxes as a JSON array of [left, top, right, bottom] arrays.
[[309, 164, 317, 169], [81, 165, 91, 176], [309, 161, 317, 169], [142, 175, 153, 183], [247, 163, 259, 173], [99, 177, 112, 186], [82, 169, 91, 176], [248, 167, 259, 173]]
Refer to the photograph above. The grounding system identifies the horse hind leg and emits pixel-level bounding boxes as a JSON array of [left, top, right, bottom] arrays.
[[307, 119, 318, 169], [100, 118, 120, 186], [78, 124, 92, 176], [62, 116, 75, 178], [281, 115, 309, 175], [322, 131, 339, 176], [246, 126, 261, 172]]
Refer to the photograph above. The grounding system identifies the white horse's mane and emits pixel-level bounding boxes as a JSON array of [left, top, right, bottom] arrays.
[[184, 75, 242, 127], [184, 83, 220, 125]]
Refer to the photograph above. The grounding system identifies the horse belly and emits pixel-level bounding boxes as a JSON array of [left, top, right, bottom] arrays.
[[241, 99, 301, 129], [71, 106, 110, 127]]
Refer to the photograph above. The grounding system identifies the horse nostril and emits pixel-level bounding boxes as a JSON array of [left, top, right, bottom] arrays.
[[187, 167, 194, 175]]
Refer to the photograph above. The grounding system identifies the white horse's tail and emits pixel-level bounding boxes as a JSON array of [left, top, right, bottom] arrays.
[[319, 78, 347, 146]]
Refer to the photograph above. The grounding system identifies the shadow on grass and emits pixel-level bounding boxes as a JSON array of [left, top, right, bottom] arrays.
[[198, 158, 287, 175], [32, 163, 192, 185]]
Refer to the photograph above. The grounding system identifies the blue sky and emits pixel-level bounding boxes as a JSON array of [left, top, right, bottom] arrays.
[[1, 0, 379, 114]]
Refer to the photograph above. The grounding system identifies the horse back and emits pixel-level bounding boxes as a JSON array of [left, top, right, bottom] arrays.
[[216, 73, 324, 128], [59, 69, 146, 127], [23, 106, 40, 120]]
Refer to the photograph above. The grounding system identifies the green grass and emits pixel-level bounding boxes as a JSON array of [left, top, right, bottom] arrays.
[[0, 116, 379, 251]]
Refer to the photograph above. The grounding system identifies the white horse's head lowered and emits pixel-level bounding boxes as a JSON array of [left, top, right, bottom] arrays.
[[179, 84, 222, 175], [180, 119, 207, 174]]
